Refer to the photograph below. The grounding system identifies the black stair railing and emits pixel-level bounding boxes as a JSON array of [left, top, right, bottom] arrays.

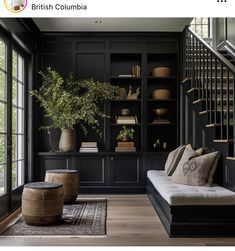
[[183, 27, 235, 157]]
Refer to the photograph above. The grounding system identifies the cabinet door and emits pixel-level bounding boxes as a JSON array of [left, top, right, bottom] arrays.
[[39, 156, 70, 181], [110, 156, 141, 186], [73, 157, 106, 186]]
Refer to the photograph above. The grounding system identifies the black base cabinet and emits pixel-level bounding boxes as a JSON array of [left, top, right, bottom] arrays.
[[36, 152, 168, 194]]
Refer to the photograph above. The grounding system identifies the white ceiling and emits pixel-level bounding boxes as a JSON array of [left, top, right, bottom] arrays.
[[33, 18, 193, 32]]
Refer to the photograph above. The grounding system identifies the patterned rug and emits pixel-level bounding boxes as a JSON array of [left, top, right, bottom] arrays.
[[1, 199, 107, 237]]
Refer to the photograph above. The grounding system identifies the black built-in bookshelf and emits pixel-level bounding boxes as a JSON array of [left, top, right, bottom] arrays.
[[36, 32, 181, 193]]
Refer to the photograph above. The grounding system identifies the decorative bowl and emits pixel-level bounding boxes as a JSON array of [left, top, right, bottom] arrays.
[[152, 89, 171, 100], [154, 108, 168, 119], [152, 67, 171, 77]]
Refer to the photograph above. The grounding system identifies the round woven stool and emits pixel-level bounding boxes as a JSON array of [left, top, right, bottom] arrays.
[[45, 170, 79, 203], [22, 182, 63, 225]]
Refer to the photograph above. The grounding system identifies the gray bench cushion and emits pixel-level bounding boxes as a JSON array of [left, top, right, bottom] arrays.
[[147, 170, 235, 206]]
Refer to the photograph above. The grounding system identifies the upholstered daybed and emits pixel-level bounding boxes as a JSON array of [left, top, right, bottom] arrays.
[[147, 170, 235, 237]]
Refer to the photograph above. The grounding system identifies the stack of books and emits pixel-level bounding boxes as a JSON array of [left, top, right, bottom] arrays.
[[152, 119, 171, 125], [115, 142, 136, 152], [79, 142, 98, 152], [118, 74, 133, 78], [116, 116, 138, 124], [132, 65, 141, 77]]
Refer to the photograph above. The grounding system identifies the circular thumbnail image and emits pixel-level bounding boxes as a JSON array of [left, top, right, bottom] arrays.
[[4, 0, 27, 13]]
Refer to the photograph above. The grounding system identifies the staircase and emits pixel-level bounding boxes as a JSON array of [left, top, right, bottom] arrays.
[[182, 27, 235, 189]]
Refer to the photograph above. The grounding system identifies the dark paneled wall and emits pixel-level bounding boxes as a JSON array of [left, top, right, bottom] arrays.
[[37, 32, 181, 153]]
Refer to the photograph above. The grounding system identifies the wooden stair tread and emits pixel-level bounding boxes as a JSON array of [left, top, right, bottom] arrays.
[[199, 110, 233, 115], [193, 99, 204, 104], [227, 157, 235, 161], [205, 123, 234, 128], [181, 77, 191, 84], [213, 139, 234, 143]]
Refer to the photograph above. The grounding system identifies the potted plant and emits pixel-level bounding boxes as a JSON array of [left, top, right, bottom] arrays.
[[30, 67, 118, 152], [116, 126, 135, 142]]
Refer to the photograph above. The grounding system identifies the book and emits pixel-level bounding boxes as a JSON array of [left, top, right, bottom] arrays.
[[132, 65, 141, 78], [81, 142, 97, 147], [116, 116, 137, 124], [79, 147, 98, 152], [117, 142, 135, 147], [118, 74, 133, 78], [152, 119, 171, 124], [115, 147, 136, 152]]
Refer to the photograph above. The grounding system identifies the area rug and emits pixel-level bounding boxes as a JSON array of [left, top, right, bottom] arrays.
[[0, 198, 107, 238]]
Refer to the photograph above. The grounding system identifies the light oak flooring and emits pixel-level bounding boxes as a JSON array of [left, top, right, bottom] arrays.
[[1, 194, 235, 246]]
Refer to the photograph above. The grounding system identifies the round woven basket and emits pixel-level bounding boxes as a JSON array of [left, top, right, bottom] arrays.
[[22, 182, 63, 225], [152, 89, 171, 100], [45, 170, 79, 203], [152, 67, 171, 77]]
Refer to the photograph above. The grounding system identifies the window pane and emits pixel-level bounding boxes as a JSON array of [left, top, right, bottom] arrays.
[[0, 165, 6, 195], [0, 72, 6, 101], [202, 18, 209, 25], [202, 25, 209, 38], [17, 160, 24, 186], [0, 134, 6, 164], [18, 108, 24, 134], [12, 162, 17, 189], [12, 79, 17, 106], [18, 56, 24, 82], [12, 106, 17, 133], [0, 40, 6, 70], [0, 103, 6, 133], [12, 135, 17, 161], [17, 135, 24, 160], [18, 83, 24, 108], [12, 51, 17, 79]]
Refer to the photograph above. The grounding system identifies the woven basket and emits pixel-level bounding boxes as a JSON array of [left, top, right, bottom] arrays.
[[22, 183, 63, 225], [152, 67, 171, 77], [152, 89, 171, 100], [45, 171, 79, 203]]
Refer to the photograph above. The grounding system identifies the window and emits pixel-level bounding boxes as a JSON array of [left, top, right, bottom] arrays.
[[12, 50, 25, 189], [0, 38, 7, 196], [190, 18, 211, 38], [0, 30, 27, 219]]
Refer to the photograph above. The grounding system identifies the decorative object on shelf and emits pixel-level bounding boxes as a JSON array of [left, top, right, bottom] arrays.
[[79, 142, 98, 152], [162, 142, 168, 151], [116, 87, 127, 100], [152, 67, 171, 77], [118, 74, 133, 78], [132, 65, 141, 77], [115, 142, 136, 152], [153, 139, 161, 151], [121, 108, 130, 116], [59, 128, 74, 152], [117, 125, 135, 142], [116, 115, 138, 124], [153, 108, 170, 124], [116, 126, 136, 152], [127, 85, 140, 100], [152, 89, 171, 100], [30, 67, 118, 152]]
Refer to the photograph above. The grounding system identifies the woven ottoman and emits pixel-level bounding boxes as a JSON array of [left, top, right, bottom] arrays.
[[22, 182, 63, 225], [45, 170, 79, 203]]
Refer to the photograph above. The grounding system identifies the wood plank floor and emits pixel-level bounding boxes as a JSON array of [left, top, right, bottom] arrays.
[[1, 194, 235, 246]]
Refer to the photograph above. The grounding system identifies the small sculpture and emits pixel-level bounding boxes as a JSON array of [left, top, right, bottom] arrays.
[[127, 85, 140, 100]]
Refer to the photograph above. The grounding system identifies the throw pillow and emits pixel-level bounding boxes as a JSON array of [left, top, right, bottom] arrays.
[[165, 145, 186, 176], [172, 151, 219, 186]]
